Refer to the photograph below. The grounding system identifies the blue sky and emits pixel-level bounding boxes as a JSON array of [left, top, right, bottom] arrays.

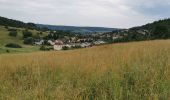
[[0, 0, 170, 28]]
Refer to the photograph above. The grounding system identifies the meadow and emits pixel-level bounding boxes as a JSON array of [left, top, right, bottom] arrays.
[[0, 26, 47, 54], [0, 40, 170, 100]]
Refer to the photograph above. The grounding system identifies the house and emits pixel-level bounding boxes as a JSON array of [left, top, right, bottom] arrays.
[[137, 29, 149, 35], [80, 42, 92, 48], [94, 41, 106, 45], [34, 40, 44, 45], [64, 44, 72, 48], [53, 40, 64, 50], [112, 36, 119, 40], [48, 40, 55, 46]]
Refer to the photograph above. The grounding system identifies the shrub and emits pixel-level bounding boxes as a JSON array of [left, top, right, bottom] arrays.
[[40, 45, 46, 51], [23, 37, 34, 45], [4, 26, 9, 29], [40, 45, 52, 51], [9, 31, 17, 37], [6, 49, 10, 53], [5, 43, 22, 48], [22, 30, 32, 38], [72, 45, 82, 49], [62, 46, 69, 50]]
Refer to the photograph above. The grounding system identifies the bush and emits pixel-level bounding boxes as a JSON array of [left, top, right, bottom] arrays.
[[40, 45, 52, 51], [9, 31, 17, 37], [23, 37, 34, 45], [5, 43, 22, 48], [40, 45, 46, 51], [22, 30, 32, 38], [72, 45, 82, 49], [6, 49, 10, 53], [4, 26, 9, 29], [62, 46, 69, 50]]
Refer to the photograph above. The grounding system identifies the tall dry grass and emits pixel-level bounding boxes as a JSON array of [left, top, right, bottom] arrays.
[[0, 40, 170, 100]]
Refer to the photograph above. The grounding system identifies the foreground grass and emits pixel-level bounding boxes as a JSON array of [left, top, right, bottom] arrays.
[[0, 40, 170, 100]]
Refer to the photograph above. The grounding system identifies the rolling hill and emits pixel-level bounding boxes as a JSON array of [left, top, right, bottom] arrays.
[[0, 16, 119, 34], [0, 25, 49, 54], [36, 24, 118, 34], [0, 16, 37, 29], [114, 18, 170, 43], [130, 18, 170, 31]]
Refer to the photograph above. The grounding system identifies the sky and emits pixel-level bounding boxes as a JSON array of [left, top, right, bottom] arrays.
[[0, 0, 170, 28]]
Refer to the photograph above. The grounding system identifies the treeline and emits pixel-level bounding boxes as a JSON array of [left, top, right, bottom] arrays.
[[0, 16, 37, 29], [114, 18, 170, 43], [131, 18, 170, 31]]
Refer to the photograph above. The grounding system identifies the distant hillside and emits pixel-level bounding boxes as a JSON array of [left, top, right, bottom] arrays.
[[0, 16, 37, 29], [37, 24, 118, 34], [114, 18, 170, 43], [0, 16, 119, 34], [130, 18, 170, 31]]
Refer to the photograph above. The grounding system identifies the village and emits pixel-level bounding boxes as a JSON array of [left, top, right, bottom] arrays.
[[33, 31, 125, 51]]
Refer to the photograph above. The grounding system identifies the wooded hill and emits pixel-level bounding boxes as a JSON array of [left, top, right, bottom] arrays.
[[113, 18, 170, 43], [131, 18, 170, 31], [0, 16, 37, 29]]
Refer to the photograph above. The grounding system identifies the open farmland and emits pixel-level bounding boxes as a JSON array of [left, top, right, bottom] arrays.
[[0, 40, 170, 100]]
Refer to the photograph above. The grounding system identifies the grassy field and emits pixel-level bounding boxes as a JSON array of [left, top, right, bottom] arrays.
[[0, 26, 48, 54], [0, 40, 170, 100]]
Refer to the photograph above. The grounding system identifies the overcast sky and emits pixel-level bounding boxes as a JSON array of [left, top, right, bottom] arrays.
[[0, 0, 170, 28]]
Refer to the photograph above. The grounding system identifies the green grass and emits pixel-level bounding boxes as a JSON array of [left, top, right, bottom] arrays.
[[0, 26, 48, 54], [0, 45, 40, 54]]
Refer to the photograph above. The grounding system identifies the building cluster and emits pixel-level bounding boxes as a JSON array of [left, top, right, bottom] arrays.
[[34, 39, 106, 51], [34, 32, 125, 51]]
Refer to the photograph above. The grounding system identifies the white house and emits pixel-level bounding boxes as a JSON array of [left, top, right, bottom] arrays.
[[53, 40, 64, 50], [48, 40, 55, 46], [112, 36, 119, 40], [64, 44, 72, 48], [94, 41, 106, 45], [137, 29, 149, 35], [80, 42, 91, 48], [35, 40, 44, 45]]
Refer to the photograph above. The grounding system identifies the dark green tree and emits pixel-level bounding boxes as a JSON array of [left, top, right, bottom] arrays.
[[152, 25, 170, 39], [9, 31, 17, 37], [22, 30, 33, 38], [23, 37, 34, 45]]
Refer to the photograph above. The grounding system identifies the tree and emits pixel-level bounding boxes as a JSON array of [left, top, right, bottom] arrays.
[[62, 46, 69, 50], [26, 23, 37, 29], [4, 26, 9, 29], [152, 25, 170, 39], [40, 45, 46, 51], [23, 37, 34, 45], [9, 31, 17, 37], [22, 30, 33, 38], [40, 45, 52, 51]]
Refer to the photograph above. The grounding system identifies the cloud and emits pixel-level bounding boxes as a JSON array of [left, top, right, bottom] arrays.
[[0, 0, 170, 28]]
